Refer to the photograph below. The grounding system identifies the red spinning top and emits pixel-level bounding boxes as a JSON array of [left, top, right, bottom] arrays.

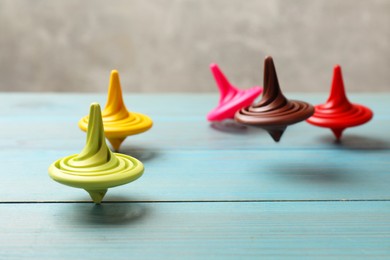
[[306, 65, 373, 140]]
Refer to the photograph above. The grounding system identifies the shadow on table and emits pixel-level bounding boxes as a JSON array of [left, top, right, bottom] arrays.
[[318, 134, 390, 150], [270, 163, 356, 185], [210, 120, 248, 134], [210, 120, 267, 138], [210, 121, 265, 136], [119, 145, 160, 162], [66, 198, 149, 226]]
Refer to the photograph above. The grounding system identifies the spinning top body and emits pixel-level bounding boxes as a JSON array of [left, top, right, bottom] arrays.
[[207, 64, 262, 121], [235, 57, 314, 141], [79, 70, 153, 151], [306, 65, 373, 140], [49, 103, 144, 204]]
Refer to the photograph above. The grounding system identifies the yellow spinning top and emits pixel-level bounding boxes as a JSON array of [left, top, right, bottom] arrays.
[[49, 103, 144, 204], [79, 70, 153, 151]]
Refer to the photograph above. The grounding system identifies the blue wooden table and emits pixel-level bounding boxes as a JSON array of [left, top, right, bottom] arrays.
[[0, 93, 389, 259]]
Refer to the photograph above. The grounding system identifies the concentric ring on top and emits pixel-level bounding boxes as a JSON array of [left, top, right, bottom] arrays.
[[236, 99, 314, 126], [308, 103, 373, 128], [49, 153, 144, 190], [79, 111, 153, 138]]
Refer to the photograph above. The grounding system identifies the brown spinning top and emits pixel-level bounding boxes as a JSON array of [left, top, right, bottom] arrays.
[[235, 56, 314, 141]]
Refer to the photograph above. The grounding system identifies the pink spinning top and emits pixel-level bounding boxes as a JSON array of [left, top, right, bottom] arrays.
[[207, 64, 262, 121], [306, 65, 373, 140]]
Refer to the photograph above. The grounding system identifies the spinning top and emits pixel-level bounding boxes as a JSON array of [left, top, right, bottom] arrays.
[[235, 56, 314, 141], [306, 65, 373, 140], [49, 103, 144, 204], [79, 70, 153, 151], [206, 64, 262, 121]]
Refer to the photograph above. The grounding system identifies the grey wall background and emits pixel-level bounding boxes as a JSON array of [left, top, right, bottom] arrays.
[[0, 0, 389, 93]]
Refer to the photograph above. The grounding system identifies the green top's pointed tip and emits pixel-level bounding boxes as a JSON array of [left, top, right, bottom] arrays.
[[89, 102, 102, 119], [87, 102, 103, 135], [89, 102, 101, 114], [85, 102, 108, 148]]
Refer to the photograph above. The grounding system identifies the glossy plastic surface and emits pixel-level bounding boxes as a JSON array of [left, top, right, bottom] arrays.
[[306, 65, 373, 140], [79, 70, 153, 151], [207, 64, 262, 121], [49, 103, 144, 204]]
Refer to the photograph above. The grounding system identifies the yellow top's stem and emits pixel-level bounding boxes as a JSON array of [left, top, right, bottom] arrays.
[[103, 70, 129, 120]]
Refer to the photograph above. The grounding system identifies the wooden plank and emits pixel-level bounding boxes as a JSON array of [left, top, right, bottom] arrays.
[[0, 201, 389, 259], [1, 149, 389, 202]]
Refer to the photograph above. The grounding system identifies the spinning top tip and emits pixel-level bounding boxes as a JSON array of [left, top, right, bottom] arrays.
[[90, 102, 100, 109], [331, 128, 345, 141], [110, 69, 119, 76], [264, 56, 277, 70], [265, 126, 287, 142], [210, 63, 218, 69], [108, 137, 126, 152], [334, 64, 341, 70], [86, 189, 108, 204]]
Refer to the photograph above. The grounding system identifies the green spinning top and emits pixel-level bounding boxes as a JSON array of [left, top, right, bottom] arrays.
[[48, 103, 144, 203]]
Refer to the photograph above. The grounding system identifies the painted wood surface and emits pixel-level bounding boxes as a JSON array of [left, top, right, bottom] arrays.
[[0, 93, 388, 202], [1, 149, 390, 202], [0, 202, 389, 259], [0, 93, 387, 151], [0, 93, 389, 259]]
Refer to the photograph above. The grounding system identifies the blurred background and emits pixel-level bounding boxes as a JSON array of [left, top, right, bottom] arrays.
[[0, 0, 389, 93]]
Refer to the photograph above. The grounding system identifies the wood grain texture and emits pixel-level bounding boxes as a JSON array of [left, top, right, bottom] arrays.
[[0, 93, 389, 259]]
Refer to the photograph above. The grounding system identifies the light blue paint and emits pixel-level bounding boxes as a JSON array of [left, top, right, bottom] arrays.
[[0, 93, 389, 259]]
